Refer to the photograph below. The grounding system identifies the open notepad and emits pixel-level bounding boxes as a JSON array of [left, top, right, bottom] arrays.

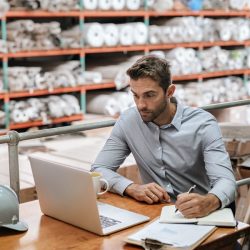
[[125, 218, 216, 250], [160, 205, 237, 227]]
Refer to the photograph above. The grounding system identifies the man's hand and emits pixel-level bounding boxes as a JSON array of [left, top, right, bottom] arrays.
[[124, 183, 171, 204], [175, 193, 221, 218]]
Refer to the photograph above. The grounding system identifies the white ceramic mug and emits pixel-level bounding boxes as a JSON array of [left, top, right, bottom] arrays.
[[91, 172, 109, 197]]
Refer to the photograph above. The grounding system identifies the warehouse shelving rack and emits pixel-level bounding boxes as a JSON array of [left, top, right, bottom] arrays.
[[1, 7, 250, 131]]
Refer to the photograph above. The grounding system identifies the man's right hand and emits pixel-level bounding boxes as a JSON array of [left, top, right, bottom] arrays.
[[124, 183, 171, 204]]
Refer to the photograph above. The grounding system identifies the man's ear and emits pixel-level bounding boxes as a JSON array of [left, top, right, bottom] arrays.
[[166, 84, 176, 98]]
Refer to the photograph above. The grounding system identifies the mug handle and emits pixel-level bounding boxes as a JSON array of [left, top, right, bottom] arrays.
[[98, 178, 109, 195]]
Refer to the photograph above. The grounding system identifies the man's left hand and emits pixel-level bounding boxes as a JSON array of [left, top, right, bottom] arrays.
[[175, 193, 221, 218]]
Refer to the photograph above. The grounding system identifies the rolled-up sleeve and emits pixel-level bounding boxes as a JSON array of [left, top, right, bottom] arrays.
[[202, 119, 236, 208], [91, 120, 133, 195]]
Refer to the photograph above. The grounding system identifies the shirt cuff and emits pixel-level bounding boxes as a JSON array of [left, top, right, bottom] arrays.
[[208, 190, 231, 208], [112, 178, 134, 196]]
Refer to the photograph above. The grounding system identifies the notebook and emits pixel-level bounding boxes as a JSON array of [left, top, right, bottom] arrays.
[[125, 218, 216, 250], [160, 205, 237, 227], [29, 152, 149, 235]]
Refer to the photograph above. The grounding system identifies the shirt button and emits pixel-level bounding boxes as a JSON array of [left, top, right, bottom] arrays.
[[158, 147, 161, 150], [161, 167, 165, 170]]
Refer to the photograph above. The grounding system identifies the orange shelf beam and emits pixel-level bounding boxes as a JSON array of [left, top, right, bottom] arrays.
[[148, 10, 248, 17], [173, 69, 248, 81], [3, 10, 249, 19], [6, 10, 80, 17], [9, 114, 84, 130], [84, 45, 147, 54], [0, 40, 249, 59], [6, 48, 81, 58], [0, 93, 5, 99], [82, 10, 146, 17], [9, 86, 83, 99], [84, 82, 116, 90]]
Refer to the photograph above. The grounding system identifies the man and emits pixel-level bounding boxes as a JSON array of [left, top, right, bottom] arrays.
[[91, 55, 236, 218]]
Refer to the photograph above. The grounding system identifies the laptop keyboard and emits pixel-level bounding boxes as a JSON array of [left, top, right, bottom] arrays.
[[100, 215, 122, 228]]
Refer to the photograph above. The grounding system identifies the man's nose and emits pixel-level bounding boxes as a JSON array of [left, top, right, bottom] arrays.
[[137, 98, 147, 110]]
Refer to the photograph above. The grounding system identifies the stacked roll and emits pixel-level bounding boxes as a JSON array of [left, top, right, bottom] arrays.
[[10, 94, 81, 123], [0, 0, 9, 17], [7, 20, 61, 52], [9, 0, 80, 11], [60, 22, 148, 48], [175, 77, 249, 106], [86, 91, 134, 116]]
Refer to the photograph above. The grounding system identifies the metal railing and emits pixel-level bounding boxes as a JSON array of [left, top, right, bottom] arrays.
[[1, 99, 250, 199]]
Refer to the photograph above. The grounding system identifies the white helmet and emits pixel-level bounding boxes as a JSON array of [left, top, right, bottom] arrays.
[[0, 185, 28, 231]]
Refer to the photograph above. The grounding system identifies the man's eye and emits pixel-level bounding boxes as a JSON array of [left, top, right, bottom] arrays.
[[145, 93, 156, 98]]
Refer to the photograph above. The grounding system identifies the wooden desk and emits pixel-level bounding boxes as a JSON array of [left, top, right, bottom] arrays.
[[0, 193, 249, 250]]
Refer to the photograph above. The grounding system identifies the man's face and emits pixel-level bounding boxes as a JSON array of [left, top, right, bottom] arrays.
[[130, 77, 168, 123]]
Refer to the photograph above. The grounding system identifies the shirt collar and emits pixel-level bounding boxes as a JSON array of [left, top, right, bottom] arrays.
[[161, 97, 184, 131]]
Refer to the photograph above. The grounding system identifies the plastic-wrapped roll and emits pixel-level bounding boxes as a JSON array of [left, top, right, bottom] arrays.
[[112, 0, 125, 10], [0, 39, 8, 53], [232, 19, 250, 41], [87, 94, 120, 116], [229, 0, 246, 10], [149, 25, 161, 44], [185, 48, 196, 61], [126, 0, 141, 10], [160, 26, 171, 43], [83, 0, 98, 9], [166, 47, 186, 63], [132, 22, 148, 45], [62, 94, 81, 115], [82, 71, 103, 84], [216, 20, 232, 41], [102, 23, 119, 47], [11, 109, 29, 123], [169, 26, 184, 43], [7, 20, 34, 32], [117, 24, 134, 46], [0, 0, 9, 17], [149, 50, 165, 59], [98, 0, 112, 10], [150, 0, 174, 12], [111, 92, 134, 113], [83, 23, 104, 47]]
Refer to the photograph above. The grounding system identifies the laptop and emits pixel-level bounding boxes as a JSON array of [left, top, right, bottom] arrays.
[[29, 152, 149, 235]]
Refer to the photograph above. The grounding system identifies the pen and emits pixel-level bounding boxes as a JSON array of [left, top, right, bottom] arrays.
[[175, 184, 196, 213]]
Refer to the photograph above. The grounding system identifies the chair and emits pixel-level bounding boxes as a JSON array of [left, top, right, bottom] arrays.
[[236, 178, 250, 248]]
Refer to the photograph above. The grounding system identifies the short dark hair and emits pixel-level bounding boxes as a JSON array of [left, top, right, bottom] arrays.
[[126, 55, 172, 91]]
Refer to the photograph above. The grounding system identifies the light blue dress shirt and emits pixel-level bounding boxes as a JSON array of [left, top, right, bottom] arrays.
[[91, 99, 236, 208]]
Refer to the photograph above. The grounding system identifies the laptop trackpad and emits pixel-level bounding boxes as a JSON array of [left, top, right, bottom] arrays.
[[97, 202, 149, 231]]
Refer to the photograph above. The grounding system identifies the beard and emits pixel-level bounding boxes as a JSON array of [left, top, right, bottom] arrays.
[[138, 100, 168, 123]]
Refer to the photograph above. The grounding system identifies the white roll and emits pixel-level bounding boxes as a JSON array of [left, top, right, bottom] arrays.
[[150, 0, 173, 12], [103, 23, 119, 47], [84, 23, 104, 47], [126, 0, 141, 10], [229, 0, 246, 10], [111, 91, 134, 113], [160, 26, 171, 43], [132, 22, 148, 45], [98, 0, 112, 10], [83, 0, 98, 9], [117, 24, 134, 46], [149, 50, 165, 59], [83, 71, 103, 84], [87, 94, 120, 116], [166, 47, 186, 63], [0, 0, 9, 17], [149, 25, 161, 44], [112, 0, 125, 10]]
